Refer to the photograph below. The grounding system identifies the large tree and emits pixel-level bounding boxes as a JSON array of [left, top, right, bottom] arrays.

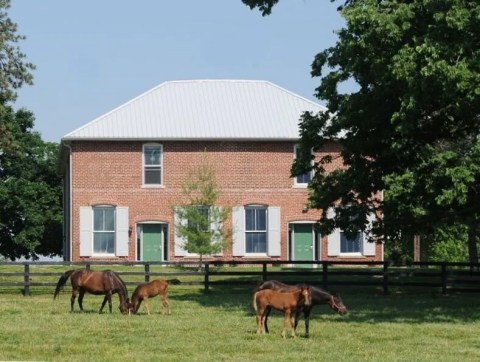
[[0, 0, 62, 260], [174, 157, 230, 269], [245, 0, 480, 264]]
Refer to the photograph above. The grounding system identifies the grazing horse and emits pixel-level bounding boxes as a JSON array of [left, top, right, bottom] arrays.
[[53, 269, 130, 314], [256, 280, 347, 337], [128, 278, 179, 315], [253, 286, 312, 338]]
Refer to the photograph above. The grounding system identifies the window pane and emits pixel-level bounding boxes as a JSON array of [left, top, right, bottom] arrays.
[[246, 232, 267, 253], [94, 232, 115, 254], [93, 208, 114, 231], [256, 209, 266, 230], [296, 172, 311, 184], [145, 167, 161, 184], [245, 209, 255, 231], [340, 232, 361, 253], [144, 146, 161, 165]]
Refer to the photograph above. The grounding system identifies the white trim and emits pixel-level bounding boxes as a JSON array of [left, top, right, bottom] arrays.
[[115, 207, 129, 256], [293, 144, 313, 187], [79, 206, 93, 257], [232, 207, 245, 256], [142, 143, 163, 186]]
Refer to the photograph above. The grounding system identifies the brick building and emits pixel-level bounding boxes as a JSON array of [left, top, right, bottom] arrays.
[[60, 80, 382, 263]]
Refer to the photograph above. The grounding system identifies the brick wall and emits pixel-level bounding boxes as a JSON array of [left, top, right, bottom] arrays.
[[69, 140, 382, 262]]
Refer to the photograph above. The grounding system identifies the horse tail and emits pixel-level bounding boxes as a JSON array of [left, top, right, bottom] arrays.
[[252, 291, 259, 311], [166, 278, 181, 285], [53, 269, 75, 300]]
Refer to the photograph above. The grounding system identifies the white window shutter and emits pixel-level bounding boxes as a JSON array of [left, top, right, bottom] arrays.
[[174, 208, 187, 256], [363, 213, 376, 256], [267, 206, 281, 257], [116, 207, 129, 256], [328, 229, 341, 256], [232, 206, 245, 256], [211, 206, 223, 256], [79, 206, 93, 257]]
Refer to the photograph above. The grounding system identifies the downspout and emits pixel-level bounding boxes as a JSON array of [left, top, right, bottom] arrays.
[[63, 141, 73, 262]]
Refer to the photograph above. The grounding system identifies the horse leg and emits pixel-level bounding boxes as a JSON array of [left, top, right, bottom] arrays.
[[264, 306, 271, 334], [256, 307, 264, 334], [78, 289, 86, 312], [143, 297, 151, 315], [70, 290, 78, 313], [107, 292, 113, 313], [281, 310, 292, 339], [303, 307, 312, 338], [160, 293, 170, 315], [99, 291, 112, 314]]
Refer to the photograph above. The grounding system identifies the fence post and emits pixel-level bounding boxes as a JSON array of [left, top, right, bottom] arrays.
[[23, 263, 30, 297], [262, 263, 267, 282], [383, 262, 389, 295], [204, 263, 210, 292], [441, 262, 447, 295], [86, 264, 91, 270], [145, 263, 150, 282], [322, 263, 328, 289]]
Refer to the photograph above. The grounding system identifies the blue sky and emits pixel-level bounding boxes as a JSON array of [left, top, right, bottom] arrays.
[[10, 0, 345, 143]]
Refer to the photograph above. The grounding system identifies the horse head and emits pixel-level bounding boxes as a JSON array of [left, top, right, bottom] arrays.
[[329, 294, 348, 315], [300, 286, 312, 306], [118, 298, 131, 315]]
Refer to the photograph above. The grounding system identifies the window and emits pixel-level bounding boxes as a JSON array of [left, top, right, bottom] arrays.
[[93, 206, 115, 254], [143, 144, 162, 185], [340, 231, 362, 253], [79, 206, 129, 257], [188, 205, 210, 233], [294, 144, 313, 186], [245, 206, 267, 253]]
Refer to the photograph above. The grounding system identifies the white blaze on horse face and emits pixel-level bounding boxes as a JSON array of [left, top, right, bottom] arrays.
[[303, 288, 312, 306]]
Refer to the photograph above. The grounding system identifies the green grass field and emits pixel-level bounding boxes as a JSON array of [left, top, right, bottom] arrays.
[[0, 283, 479, 361]]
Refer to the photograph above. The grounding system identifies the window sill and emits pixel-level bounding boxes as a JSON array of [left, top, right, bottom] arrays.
[[339, 253, 364, 257], [141, 185, 165, 189], [292, 184, 309, 189]]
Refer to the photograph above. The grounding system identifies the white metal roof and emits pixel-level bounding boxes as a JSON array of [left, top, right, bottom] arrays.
[[62, 80, 326, 141]]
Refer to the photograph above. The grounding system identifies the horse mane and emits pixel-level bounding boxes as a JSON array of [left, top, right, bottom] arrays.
[[104, 270, 129, 307]]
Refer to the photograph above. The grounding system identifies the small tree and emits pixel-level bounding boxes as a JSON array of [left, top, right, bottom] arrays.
[[174, 156, 230, 269]]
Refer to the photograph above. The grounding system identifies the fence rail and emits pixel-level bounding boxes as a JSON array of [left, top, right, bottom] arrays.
[[0, 260, 479, 296]]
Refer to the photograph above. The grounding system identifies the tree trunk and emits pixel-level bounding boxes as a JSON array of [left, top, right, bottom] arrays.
[[467, 216, 479, 270]]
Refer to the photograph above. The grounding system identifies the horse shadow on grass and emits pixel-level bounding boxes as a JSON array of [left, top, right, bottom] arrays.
[[169, 284, 480, 324]]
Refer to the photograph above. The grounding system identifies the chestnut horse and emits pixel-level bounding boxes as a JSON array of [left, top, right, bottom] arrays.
[[129, 278, 180, 315], [256, 280, 347, 337], [253, 286, 312, 338], [53, 269, 130, 314]]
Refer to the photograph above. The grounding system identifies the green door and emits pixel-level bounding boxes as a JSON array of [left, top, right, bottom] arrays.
[[142, 224, 163, 261], [293, 224, 314, 268]]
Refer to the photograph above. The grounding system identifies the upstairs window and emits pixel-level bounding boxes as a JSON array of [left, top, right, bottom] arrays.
[[143, 144, 163, 186], [294, 144, 313, 186]]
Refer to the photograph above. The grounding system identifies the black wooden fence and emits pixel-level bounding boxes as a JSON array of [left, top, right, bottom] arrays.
[[0, 260, 479, 296]]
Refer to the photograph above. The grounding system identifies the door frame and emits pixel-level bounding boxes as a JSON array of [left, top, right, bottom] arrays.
[[136, 222, 168, 261], [288, 222, 320, 267]]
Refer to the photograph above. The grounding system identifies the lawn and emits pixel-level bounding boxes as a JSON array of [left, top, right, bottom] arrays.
[[0, 283, 479, 361]]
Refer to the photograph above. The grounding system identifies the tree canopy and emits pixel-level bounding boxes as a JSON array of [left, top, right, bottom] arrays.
[[245, 0, 480, 263], [0, 0, 62, 260]]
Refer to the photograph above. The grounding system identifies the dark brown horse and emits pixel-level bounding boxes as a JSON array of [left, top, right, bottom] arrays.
[[253, 286, 312, 338], [53, 269, 130, 314], [128, 278, 179, 315], [256, 280, 347, 337]]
